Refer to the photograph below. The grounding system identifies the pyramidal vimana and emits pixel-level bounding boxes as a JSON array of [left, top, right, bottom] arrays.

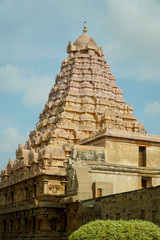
[[0, 26, 160, 240]]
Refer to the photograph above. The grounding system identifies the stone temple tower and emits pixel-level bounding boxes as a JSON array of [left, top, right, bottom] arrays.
[[1, 26, 160, 239], [20, 26, 146, 151], [27, 25, 146, 151]]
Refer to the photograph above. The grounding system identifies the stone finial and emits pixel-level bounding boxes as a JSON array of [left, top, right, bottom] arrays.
[[83, 21, 87, 34], [0, 30, 147, 186]]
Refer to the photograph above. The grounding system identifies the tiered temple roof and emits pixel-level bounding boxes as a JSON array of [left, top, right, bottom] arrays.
[[0, 27, 146, 186]]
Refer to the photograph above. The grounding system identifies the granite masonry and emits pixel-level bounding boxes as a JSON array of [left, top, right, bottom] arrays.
[[0, 26, 160, 239]]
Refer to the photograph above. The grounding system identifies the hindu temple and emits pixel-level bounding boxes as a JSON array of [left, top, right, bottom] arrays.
[[0, 25, 160, 239]]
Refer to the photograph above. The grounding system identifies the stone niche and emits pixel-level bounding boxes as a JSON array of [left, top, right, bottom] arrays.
[[70, 146, 106, 163]]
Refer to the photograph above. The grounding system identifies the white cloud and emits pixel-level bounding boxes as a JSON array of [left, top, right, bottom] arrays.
[[0, 64, 53, 106], [107, 0, 160, 54], [103, 0, 160, 82], [140, 67, 160, 82], [22, 75, 53, 106], [0, 127, 27, 157], [143, 101, 160, 116], [0, 64, 26, 92]]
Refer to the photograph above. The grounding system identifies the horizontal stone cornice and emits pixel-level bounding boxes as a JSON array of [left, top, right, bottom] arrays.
[[88, 162, 160, 175], [80, 129, 160, 146]]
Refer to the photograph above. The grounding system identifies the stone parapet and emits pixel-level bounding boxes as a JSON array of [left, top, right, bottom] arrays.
[[66, 185, 160, 236], [80, 128, 160, 146], [0, 30, 158, 239]]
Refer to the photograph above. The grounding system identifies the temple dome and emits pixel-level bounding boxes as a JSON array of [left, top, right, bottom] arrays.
[[73, 33, 98, 49]]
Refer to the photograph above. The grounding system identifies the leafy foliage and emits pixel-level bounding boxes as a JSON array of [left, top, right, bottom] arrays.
[[69, 219, 160, 240]]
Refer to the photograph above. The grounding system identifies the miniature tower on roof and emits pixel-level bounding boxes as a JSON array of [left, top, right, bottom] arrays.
[[2, 28, 160, 240], [27, 26, 146, 150], [1, 27, 146, 184]]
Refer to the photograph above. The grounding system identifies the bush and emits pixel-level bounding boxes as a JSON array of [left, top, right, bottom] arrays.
[[69, 219, 160, 240]]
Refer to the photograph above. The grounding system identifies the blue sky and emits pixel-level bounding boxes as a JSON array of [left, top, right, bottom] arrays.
[[0, 0, 160, 170]]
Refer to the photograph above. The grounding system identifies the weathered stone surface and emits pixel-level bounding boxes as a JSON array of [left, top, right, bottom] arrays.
[[0, 28, 160, 239], [0, 29, 147, 189], [71, 149, 105, 162], [66, 186, 160, 236]]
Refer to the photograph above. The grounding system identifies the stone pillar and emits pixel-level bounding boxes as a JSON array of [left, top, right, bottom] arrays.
[[42, 179, 49, 195], [20, 216, 26, 234], [41, 215, 51, 233], [32, 215, 36, 234]]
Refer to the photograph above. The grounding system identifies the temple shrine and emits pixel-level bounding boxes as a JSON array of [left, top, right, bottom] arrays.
[[0, 25, 160, 239]]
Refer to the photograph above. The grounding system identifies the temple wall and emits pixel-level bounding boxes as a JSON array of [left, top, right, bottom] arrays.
[[81, 136, 160, 169], [0, 174, 67, 240], [90, 171, 160, 196], [105, 140, 160, 168], [0, 30, 160, 240], [68, 142, 160, 199], [0, 175, 66, 209], [66, 185, 160, 237], [0, 207, 67, 240], [105, 141, 138, 166], [90, 172, 139, 195], [147, 146, 160, 168]]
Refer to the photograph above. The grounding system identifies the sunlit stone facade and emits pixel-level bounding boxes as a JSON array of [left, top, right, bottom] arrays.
[[0, 28, 160, 239]]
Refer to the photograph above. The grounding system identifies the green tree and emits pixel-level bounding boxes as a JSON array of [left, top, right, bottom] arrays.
[[69, 219, 160, 240]]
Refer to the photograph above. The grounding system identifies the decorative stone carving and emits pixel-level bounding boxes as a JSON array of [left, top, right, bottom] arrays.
[[0, 29, 154, 240], [71, 149, 105, 162]]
